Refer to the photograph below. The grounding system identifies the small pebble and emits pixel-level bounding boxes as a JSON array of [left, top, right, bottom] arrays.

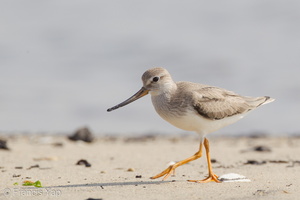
[[244, 160, 266, 165], [254, 146, 271, 152], [15, 166, 23, 169], [27, 164, 40, 170], [135, 175, 142, 178], [76, 159, 91, 167], [127, 168, 135, 172], [268, 160, 288, 164]]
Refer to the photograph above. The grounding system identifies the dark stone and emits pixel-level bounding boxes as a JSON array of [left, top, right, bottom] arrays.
[[244, 160, 267, 165], [68, 127, 94, 143], [0, 139, 9, 150], [76, 159, 91, 167], [86, 198, 103, 200], [15, 166, 23, 169], [27, 164, 40, 170], [253, 146, 271, 152]]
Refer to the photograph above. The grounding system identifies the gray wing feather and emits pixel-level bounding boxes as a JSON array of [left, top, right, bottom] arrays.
[[192, 87, 268, 120]]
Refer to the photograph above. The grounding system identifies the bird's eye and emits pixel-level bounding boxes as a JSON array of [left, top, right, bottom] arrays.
[[152, 77, 159, 82]]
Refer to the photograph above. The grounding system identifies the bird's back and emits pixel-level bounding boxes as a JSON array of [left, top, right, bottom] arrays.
[[174, 81, 274, 120]]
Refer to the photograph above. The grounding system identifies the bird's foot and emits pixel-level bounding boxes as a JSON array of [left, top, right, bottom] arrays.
[[150, 165, 176, 181], [188, 173, 221, 183]]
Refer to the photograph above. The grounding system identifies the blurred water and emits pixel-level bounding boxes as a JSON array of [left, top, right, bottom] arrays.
[[0, 0, 299, 135]]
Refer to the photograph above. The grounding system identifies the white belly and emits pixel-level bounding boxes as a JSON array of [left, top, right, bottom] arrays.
[[158, 109, 246, 135]]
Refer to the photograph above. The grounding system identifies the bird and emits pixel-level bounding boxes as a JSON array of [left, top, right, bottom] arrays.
[[107, 67, 274, 183]]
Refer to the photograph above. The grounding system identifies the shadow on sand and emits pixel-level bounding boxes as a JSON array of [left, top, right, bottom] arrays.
[[47, 180, 174, 189]]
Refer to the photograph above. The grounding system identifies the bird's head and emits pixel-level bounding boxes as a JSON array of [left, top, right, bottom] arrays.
[[107, 67, 174, 112]]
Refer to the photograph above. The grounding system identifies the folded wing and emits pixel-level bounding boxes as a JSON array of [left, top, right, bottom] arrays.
[[192, 87, 272, 120]]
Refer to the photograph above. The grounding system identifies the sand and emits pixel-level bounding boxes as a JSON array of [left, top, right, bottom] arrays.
[[0, 134, 299, 200]]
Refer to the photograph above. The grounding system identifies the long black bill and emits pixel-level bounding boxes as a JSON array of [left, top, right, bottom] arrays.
[[107, 87, 149, 112]]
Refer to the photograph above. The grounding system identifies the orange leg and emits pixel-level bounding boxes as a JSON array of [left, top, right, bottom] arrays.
[[188, 138, 221, 183], [150, 140, 204, 181]]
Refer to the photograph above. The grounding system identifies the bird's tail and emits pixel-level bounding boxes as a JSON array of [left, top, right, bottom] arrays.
[[245, 96, 275, 108], [261, 96, 275, 106]]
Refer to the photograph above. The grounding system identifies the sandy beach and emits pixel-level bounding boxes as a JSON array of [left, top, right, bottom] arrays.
[[0, 133, 299, 200]]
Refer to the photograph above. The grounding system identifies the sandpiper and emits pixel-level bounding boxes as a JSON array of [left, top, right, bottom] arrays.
[[107, 67, 274, 183]]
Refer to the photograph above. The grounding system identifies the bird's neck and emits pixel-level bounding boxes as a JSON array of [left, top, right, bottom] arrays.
[[150, 82, 177, 97]]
